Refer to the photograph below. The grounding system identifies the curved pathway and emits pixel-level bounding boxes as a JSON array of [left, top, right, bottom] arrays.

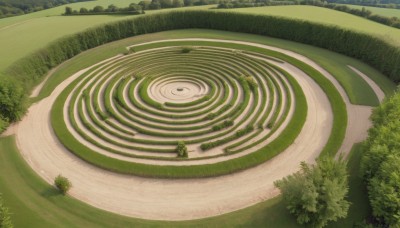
[[14, 39, 381, 220]]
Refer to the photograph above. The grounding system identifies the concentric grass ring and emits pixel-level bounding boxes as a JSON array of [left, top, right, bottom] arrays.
[[53, 42, 311, 169]]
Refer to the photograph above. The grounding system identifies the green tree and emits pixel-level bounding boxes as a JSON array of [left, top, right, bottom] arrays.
[[176, 141, 188, 158], [0, 78, 26, 122], [64, 6, 72, 15], [0, 194, 13, 228], [79, 7, 88, 13], [92, 5, 104, 13], [54, 175, 72, 195], [368, 155, 400, 226], [274, 158, 350, 228], [172, 0, 184, 7]]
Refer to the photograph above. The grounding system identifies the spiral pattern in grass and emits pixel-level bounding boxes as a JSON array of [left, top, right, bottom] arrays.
[[58, 44, 299, 163]]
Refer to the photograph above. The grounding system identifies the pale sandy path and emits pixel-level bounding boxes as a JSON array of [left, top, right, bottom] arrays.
[[14, 39, 381, 220]]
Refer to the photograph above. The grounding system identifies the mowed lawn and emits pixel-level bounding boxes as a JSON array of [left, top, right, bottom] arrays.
[[226, 5, 400, 45]]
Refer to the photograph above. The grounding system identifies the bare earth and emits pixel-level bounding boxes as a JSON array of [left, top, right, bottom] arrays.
[[12, 39, 383, 220]]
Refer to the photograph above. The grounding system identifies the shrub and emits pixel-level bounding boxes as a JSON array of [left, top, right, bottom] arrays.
[[236, 125, 253, 137], [181, 47, 193, 53], [176, 141, 188, 158], [54, 175, 72, 195], [204, 112, 217, 120], [275, 158, 350, 228], [211, 120, 234, 131], [361, 91, 400, 226]]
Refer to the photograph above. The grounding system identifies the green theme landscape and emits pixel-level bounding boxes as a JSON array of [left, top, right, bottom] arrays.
[[0, 0, 400, 227]]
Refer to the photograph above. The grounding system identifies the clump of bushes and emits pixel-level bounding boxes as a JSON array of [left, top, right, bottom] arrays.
[[201, 124, 254, 151], [212, 120, 234, 131], [65, 3, 144, 16], [361, 91, 400, 227], [54, 174, 72, 195], [275, 158, 349, 227], [236, 125, 254, 137], [123, 47, 136, 55], [176, 141, 188, 158], [204, 112, 217, 120], [181, 47, 194, 53], [239, 75, 257, 91]]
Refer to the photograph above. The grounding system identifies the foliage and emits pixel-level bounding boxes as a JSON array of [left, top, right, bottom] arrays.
[[218, 0, 295, 9], [368, 155, 400, 226], [0, 0, 92, 18], [176, 141, 188, 158], [0, 78, 26, 123], [212, 120, 234, 131], [181, 46, 194, 53], [64, 3, 144, 15], [275, 158, 350, 228], [361, 90, 400, 226], [0, 194, 13, 228], [54, 175, 72, 195], [138, 0, 214, 10]]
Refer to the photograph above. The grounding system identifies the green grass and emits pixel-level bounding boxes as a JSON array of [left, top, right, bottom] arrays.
[[0, 137, 371, 227], [226, 5, 400, 46], [50, 40, 311, 177], [32, 30, 395, 107], [339, 4, 400, 18], [0, 4, 211, 71]]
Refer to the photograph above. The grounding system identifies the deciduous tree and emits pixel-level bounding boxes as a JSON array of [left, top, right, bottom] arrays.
[[275, 158, 350, 228]]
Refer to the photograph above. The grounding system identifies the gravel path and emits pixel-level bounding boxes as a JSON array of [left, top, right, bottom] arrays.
[[13, 38, 382, 220]]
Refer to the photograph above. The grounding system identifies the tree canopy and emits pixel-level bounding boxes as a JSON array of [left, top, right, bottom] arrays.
[[275, 158, 350, 228], [361, 90, 400, 227]]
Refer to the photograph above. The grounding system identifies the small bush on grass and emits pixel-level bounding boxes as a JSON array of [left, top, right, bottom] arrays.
[[204, 112, 217, 120], [181, 47, 194, 53], [212, 120, 234, 131], [266, 122, 274, 129], [176, 141, 188, 158], [54, 175, 72, 195], [123, 47, 135, 55]]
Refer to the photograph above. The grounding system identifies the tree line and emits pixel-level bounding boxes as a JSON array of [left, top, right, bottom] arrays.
[[304, 1, 400, 29], [64, 4, 144, 16], [361, 91, 400, 227], [63, 0, 216, 15], [0, 0, 92, 18]]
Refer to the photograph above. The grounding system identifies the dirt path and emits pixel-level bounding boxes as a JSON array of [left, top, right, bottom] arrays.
[[13, 39, 381, 220]]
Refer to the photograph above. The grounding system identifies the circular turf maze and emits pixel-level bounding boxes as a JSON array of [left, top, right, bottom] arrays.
[[52, 40, 317, 177]]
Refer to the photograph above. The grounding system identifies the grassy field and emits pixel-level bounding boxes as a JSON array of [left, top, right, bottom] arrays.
[[226, 5, 400, 46], [1, 4, 400, 72], [340, 4, 400, 18], [0, 2, 210, 70], [0, 136, 369, 227]]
